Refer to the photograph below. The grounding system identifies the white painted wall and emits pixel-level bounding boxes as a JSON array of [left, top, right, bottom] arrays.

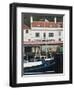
[[24, 29, 31, 41], [0, 0, 74, 90], [24, 28, 63, 41]]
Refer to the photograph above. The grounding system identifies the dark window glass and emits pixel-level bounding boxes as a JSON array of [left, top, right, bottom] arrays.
[[26, 30, 28, 33], [49, 33, 54, 37], [43, 33, 46, 38], [35, 33, 40, 37], [59, 38, 61, 41]]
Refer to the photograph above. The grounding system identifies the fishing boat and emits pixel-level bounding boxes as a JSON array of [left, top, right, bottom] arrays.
[[24, 57, 56, 75]]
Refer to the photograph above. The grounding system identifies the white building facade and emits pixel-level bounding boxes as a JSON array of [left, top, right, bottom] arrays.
[[23, 16, 63, 56], [23, 16, 63, 43], [24, 27, 63, 42]]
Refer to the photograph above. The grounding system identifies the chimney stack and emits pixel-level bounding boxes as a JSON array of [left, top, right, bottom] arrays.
[[30, 16, 33, 29], [54, 17, 57, 23], [30, 16, 33, 23]]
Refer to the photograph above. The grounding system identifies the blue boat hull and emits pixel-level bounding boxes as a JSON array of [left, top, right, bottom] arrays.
[[24, 60, 55, 74]]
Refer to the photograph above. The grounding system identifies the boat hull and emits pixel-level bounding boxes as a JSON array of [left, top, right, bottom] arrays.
[[24, 60, 55, 74]]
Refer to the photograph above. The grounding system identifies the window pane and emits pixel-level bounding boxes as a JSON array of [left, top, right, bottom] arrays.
[[43, 33, 46, 38], [59, 38, 61, 41], [49, 33, 54, 37], [35, 33, 40, 37], [59, 31, 61, 36], [26, 30, 28, 33]]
